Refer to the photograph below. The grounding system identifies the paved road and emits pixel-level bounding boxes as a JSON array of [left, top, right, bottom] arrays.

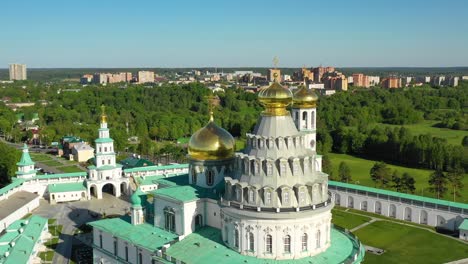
[[33, 194, 131, 264]]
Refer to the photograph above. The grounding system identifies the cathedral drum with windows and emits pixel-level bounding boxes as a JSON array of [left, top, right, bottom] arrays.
[[221, 80, 333, 260]]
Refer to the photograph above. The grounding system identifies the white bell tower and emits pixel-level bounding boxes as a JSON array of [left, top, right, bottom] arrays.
[[291, 85, 318, 151]]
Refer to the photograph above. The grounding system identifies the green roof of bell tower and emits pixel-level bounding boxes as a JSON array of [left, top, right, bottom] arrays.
[[16, 144, 35, 166]]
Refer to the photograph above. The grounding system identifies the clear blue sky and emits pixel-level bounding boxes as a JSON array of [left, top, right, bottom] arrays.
[[1, 0, 467, 68]]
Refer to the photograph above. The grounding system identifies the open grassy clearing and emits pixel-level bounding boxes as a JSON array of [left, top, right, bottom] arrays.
[[356, 220, 468, 264], [378, 120, 468, 146], [328, 153, 468, 203], [39, 160, 65, 167], [331, 208, 371, 230]]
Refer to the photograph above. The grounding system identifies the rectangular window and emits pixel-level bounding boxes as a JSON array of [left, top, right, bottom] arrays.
[[265, 191, 271, 205], [280, 163, 287, 176], [284, 191, 289, 205], [266, 235, 272, 253]]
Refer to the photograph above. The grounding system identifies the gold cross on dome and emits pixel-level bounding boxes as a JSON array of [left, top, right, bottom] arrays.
[[204, 95, 218, 121]]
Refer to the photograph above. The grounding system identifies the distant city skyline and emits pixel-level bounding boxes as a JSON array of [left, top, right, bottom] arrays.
[[1, 0, 467, 68]]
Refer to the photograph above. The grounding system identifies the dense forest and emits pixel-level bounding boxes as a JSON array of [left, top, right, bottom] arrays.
[[0, 80, 467, 186]]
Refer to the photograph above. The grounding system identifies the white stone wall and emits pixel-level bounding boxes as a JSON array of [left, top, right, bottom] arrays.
[[0, 195, 40, 232], [49, 190, 87, 204], [92, 228, 154, 264], [331, 190, 467, 231], [221, 208, 332, 260]]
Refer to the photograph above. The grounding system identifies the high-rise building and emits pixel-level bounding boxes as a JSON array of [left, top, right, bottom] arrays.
[[267, 69, 282, 82], [9, 64, 27, 80], [368, 76, 380, 86], [312, 66, 335, 82], [137, 71, 155, 83], [381, 77, 402, 89], [352, 73, 370, 88], [323, 73, 348, 91]]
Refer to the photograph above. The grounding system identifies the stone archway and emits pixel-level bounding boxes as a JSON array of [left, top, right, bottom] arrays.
[[334, 193, 341, 205], [420, 210, 428, 224], [404, 207, 412, 222], [374, 201, 382, 214], [90, 185, 98, 198], [360, 201, 368, 211], [389, 204, 397, 218], [102, 183, 116, 196], [120, 182, 128, 195], [347, 196, 354, 208]]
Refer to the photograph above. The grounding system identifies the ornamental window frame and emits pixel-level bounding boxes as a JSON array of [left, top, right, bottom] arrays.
[[207, 169, 215, 186], [266, 234, 273, 253], [248, 232, 255, 252], [280, 162, 287, 176], [265, 189, 272, 205], [266, 162, 273, 176], [164, 207, 176, 232], [284, 235, 291, 253], [301, 233, 308, 251]]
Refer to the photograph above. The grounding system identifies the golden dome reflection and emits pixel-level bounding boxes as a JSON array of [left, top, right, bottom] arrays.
[[188, 113, 235, 160], [292, 85, 318, 108], [258, 82, 293, 116]]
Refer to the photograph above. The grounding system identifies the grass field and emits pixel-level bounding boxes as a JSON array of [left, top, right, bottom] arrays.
[[57, 165, 84, 173], [30, 153, 54, 162], [331, 209, 371, 230], [356, 221, 468, 264], [328, 153, 468, 203], [40, 160, 65, 167], [378, 120, 468, 146]]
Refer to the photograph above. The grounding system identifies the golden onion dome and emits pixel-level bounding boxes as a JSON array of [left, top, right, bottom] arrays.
[[258, 78, 293, 116], [292, 85, 318, 108], [188, 113, 235, 160]]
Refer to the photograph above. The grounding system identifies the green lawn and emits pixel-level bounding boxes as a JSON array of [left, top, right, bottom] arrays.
[[378, 120, 468, 146], [57, 165, 84, 173], [49, 224, 63, 236], [30, 153, 54, 162], [331, 209, 371, 230], [40, 160, 65, 167], [328, 153, 468, 203], [356, 221, 468, 264], [39, 250, 54, 261]]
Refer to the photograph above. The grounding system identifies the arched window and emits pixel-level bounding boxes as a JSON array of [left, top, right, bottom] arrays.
[[301, 233, 308, 251], [284, 235, 291, 253], [249, 189, 255, 203], [258, 139, 263, 148], [299, 190, 306, 204], [249, 232, 255, 251], [125, 246, 128, 261], [311, 111, 315, 129], [293, 162, 300, 175], [295, 111, 299, 121], [265, 191, 271, 205], [316, 230, 321, 249], [191, 169, 197, 184], [236, 188, 241, 201], [302, 111, 308, 121], [195, 214, 203, 229], [266, 234, 273, 253], [266, 162, 273, 176], [254, 161, 260, 175], [104, 147, 107, 152], [280, 162, 287, 176], [164, 207, 176, 232], [207, 170, 214, 186], [283, 191, 290, 205], [234, 229, 239, 248]]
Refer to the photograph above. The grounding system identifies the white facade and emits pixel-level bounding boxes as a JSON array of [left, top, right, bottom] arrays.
[[330, 188, 467, 231], [9, 63, 27, 80], [0, 193, 40, 232], [291, 108, 317, 151], [86, 115, 128, 199], [221, 206, 332, 259], [49, 190, 87, 204]]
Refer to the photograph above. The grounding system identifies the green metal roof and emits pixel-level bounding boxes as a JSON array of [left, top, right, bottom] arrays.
[[329, 180, 468, 210], [34, 172, 87, 180], [0, 178, 25, 196], [0, 215, 48, 264], [16, 144, 35, 166], [48, 182, 86, 193], [96, 164, 122, 171], [95, 138, 114, 143], [151, 177, 221, 202], [459, 219, 468, 230], [165, 226, 363, 264], [140, 175, 164, 186], [119, 157, 154, 169], [89, 217, 179, 252], [123, 163, 188, 173]]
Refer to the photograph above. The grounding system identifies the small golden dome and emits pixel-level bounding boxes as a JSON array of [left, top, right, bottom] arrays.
[[188, 113, 235, 160], [258, 81, 293, 116], [292, 86, 318, 108]]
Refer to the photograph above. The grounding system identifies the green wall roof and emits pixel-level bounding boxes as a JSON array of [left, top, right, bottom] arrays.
[[48, 182, 86, 193]]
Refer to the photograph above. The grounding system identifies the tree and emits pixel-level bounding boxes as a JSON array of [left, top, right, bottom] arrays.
[[391, 170, 402, 192], [447, 167, 464, 201], [0, 142, 21, 185], [462, 136, 468, 147], [338, 161, 351, 183], [370, 162, 391, 187], [428, 170, 448, 199], [401, 172, 416, 194], [322, 155, 334, 180]]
